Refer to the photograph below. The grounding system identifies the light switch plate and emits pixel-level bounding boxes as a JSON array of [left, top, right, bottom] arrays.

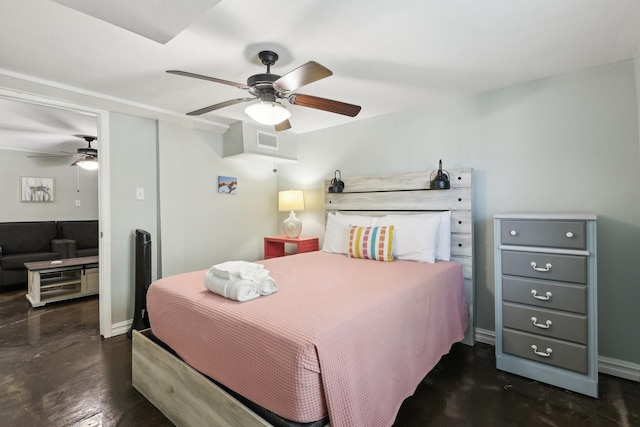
[[136, 188, 144, 200]]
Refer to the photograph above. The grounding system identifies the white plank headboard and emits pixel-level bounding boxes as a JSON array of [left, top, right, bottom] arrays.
[[324, 168, 474, 345]]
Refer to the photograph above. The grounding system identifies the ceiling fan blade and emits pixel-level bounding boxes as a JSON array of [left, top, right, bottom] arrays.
[[273, 61, 332, 92], [27, 154, 69, 158], [288, 94, 361, 117], [274, 120, 291, 132], [167, 70, 249, 90], [186, 98, 255, 116]]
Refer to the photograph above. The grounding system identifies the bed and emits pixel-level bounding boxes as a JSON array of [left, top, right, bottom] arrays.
[[132, 168, 474, 427]]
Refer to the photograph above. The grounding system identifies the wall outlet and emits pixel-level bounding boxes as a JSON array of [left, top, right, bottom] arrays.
[[136, 188, 144, 200], [75, 200, 81, 207]]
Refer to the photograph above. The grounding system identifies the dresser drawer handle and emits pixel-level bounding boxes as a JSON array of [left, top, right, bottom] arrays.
[[531, 345, 553, 357], [565, 231, 574, 238], [531, 317, 552, 329], [531, 290, 552, 301], [530, 261, 552, 272], [509, 230, 517, 236]]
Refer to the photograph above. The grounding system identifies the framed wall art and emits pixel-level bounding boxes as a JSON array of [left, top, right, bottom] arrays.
[[218, 176, 237, 194], [21, 176, 55, 202]]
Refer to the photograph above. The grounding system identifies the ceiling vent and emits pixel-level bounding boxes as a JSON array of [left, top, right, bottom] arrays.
[[256, 131, 278, 150], [223, 122, 296, 163]]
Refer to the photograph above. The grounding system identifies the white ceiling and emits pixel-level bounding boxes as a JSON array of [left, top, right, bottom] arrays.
[[1, 0, 640, 153]]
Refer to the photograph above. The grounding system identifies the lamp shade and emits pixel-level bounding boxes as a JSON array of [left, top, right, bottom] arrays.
[[245, 100, 291, 126], [279, 190, 304, 238], [72, 156, 99, 170], [278, 190, 305, 212]]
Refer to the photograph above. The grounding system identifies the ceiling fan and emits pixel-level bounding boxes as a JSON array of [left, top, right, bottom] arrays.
[[28, 135, 98, 170], [167, 51, 362, 131]]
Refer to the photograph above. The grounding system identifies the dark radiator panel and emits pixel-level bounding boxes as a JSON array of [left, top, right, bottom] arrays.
[[128, 229, 152, 338]]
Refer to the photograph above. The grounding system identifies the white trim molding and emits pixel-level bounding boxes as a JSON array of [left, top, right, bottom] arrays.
[[598, 355, 640, 382], [474, 327, 496, 346], [111, 319, 133, 337]]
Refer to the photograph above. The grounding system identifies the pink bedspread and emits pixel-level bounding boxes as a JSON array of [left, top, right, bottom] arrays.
[[147, 251, 467, 427]]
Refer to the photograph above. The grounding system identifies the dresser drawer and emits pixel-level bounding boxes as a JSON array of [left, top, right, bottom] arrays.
[[502, 250, 586, 284], [502, 302, 587, 344], [503, 328, 588, 373], [502, 276, 587, 314], [501, 220, 586, 250]]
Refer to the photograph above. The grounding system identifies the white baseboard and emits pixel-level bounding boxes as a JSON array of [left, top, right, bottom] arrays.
[[474, 327, 495, 346], [473, 328, 640, 383], [111, 319, 132, 336], [598, 355, 640, 382]]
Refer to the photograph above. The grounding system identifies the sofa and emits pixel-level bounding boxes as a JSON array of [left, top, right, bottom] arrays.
[[0, 220, 98, 289]]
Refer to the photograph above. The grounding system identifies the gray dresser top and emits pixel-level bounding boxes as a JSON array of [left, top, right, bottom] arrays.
[[494, 213, 597, 221]]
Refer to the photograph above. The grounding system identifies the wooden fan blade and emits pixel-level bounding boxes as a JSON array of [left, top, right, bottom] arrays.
[[186, 98, 255, 116], [288, 94, 361, 117], [273, 62, 332, 92], [167, 70, 249, 90], [274, 120, 291, 132]]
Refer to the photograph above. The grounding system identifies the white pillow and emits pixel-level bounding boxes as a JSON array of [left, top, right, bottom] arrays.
[[322, 213, 376, 254], [375, 214, 441, 263], [379, 211, 451, 261], [435, 211, 451, 261]]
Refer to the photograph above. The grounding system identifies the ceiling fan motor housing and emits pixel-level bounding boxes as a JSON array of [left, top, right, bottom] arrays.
[[247, 51, 283, 97], [77, 147, 98, 156], [247, 73, 280, 90]]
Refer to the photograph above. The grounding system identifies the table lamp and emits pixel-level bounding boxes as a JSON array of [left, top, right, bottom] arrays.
[[278, 190, 305, 238]]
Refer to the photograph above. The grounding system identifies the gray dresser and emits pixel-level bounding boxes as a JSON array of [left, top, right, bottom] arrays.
[[494, 213, 598, 397]]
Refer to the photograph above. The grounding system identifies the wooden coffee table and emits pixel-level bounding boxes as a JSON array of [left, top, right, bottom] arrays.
[[24, 256, 99, 307]]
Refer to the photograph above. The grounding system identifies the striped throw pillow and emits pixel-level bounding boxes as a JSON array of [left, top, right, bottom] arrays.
[[348, 225, 395, 262]]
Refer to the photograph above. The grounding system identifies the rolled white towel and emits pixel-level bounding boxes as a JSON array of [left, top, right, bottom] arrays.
[[260, 277, 278, 295], [204, 268, 260, 302], [212, 261, 264, 279], [235, 267, 267, 279]]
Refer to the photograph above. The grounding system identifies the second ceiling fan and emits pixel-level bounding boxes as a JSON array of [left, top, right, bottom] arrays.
[[167, 51, 361, 131]]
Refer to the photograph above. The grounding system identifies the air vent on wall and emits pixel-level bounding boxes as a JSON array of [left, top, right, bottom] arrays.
[[222, 121, 297, 163], [257, 131, 278, 150]]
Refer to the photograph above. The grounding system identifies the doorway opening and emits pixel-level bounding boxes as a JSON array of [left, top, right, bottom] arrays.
[[0, 90, 112, 337]]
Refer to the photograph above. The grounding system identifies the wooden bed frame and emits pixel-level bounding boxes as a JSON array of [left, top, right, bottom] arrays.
[[132, 168, 474, 426]]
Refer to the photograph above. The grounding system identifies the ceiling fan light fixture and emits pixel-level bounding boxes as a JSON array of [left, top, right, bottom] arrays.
[[169, 51, 361, 130], [72, 156, 99, 170], [244, 100, 291, 126]]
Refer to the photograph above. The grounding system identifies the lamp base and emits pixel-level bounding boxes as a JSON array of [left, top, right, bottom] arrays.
[[283, 211, 302, 238]]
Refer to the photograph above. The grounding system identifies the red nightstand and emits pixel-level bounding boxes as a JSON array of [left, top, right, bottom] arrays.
[[264, 235, 319, 259]]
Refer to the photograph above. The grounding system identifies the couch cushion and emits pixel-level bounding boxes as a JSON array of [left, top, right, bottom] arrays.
[[0, 221, 58, 254], [57, 220, 98, 250], [77, 248, 99, 257], [1, 252, 61, 270]]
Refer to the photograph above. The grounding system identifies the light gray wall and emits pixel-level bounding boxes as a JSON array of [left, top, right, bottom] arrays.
[[2, 57, 638, 367], [157, 120, 278, 278], [279, 59, 640, 364], [108, 112, 158, 324], [0, 148, 98, 221], [636, 50, 640, 162]]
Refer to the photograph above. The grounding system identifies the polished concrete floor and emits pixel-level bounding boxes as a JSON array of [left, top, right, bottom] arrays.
[[1, 288, 638, 426]]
